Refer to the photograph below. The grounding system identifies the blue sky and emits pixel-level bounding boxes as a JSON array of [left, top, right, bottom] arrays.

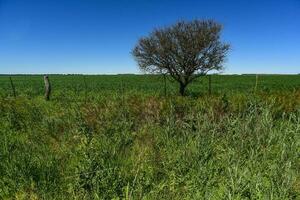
[[0, 0, 299, 74]]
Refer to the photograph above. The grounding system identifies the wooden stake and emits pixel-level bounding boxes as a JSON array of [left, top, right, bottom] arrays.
[[208, 75, 212, 95], [83, 75, 87, 103], [255, 74, 258, 92], [121, 78, 125, 106], [44, 75, 51, 101], [9, 76, 16, 98], [163, 74, 167, 96]]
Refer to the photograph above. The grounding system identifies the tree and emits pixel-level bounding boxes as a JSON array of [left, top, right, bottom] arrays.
[[132, 20, 230, 95]]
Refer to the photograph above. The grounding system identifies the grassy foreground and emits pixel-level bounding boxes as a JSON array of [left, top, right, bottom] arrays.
[[0, 88, 300, 199]]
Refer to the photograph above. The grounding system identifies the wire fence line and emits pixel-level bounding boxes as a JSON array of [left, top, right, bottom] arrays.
[[1, 74, 299, 101], [1, 75, 218, 99]]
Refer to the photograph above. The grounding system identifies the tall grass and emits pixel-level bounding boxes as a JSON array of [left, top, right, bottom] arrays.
[[0, 91, 299, 199]]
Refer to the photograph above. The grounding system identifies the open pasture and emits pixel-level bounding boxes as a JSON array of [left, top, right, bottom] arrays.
[[0, 74, 300, 199], [0, 74, 299, 99]]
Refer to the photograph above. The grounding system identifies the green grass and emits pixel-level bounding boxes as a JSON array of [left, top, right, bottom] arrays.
[[0, 75, 299, 199], [0, 74, 299, 98]]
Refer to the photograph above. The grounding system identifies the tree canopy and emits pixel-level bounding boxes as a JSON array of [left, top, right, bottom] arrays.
[[133, 20, 230, 95]]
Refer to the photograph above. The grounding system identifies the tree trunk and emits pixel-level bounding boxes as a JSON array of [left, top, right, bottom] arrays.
[[179, 83, 186, 96], [208, 75, 212, 95]]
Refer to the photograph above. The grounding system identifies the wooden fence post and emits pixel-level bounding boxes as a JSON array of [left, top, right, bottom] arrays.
[[208, 75, 212, 95], [83, 75, 88, 103], [163, 74, 167, 96], [44, 75, 51, 101], [121, 78, 125, 106], [254, 74, 258, 92], [9, 76, 16, 98]]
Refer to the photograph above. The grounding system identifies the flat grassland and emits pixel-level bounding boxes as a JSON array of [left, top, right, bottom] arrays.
[[1, 74, 300, 98], [0, 74, 299, 199]]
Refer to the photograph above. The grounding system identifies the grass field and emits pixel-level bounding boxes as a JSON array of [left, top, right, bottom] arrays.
[[1, 74, 300, 98], [0, 74, 300, 199]]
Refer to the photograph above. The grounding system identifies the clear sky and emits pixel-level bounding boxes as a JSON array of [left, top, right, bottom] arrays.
[[0, 0, 299, 74]]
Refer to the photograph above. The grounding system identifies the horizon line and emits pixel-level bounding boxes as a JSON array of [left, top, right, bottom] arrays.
[[0, 73, 299, 76]]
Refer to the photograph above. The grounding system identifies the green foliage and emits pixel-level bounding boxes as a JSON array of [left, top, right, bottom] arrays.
[[0, 75, 299, 199]]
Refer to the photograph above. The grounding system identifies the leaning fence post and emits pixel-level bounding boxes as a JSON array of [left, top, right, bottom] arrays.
[[121, 78, 125, 107], [208, 75, 212, 95], [83, 75, 88, 103], [44, 75, 51, 101], [254, 74, 258, 93], [9, 76, 16, 98], [163, 73, 167, 96]]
